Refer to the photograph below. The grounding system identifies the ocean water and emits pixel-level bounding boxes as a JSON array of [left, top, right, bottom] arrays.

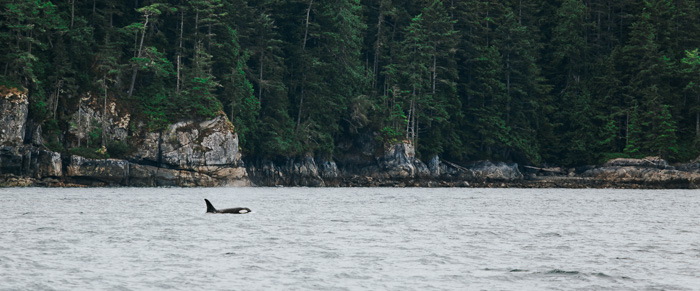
[[0, 187, 699, 290]]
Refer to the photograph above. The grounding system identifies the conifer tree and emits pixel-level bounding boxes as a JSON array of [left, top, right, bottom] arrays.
[[619, 1, 678, 157]]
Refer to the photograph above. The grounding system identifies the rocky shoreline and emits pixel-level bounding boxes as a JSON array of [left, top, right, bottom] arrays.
[[2, 88, 700, 188], [1, 89, 248, 187], [244, 147, 700, 189]]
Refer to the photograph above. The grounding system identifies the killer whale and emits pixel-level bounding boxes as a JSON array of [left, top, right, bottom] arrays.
[[204, 199, 251, 214]]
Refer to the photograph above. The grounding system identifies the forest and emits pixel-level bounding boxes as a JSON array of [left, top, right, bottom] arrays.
[[1, 0, 700, 166]]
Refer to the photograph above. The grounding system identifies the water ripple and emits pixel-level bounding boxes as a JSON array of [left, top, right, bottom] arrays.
[[1, 187, 700, 290]]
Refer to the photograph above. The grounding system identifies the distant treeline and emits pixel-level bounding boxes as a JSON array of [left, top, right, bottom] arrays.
[[1, 0, 699, 165]]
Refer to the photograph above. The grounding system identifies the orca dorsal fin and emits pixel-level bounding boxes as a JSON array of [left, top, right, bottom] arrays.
[[204, 199, 217, 213]]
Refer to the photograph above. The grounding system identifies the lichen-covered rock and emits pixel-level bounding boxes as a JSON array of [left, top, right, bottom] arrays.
[[318, 159, 339, 180], [66, 155, 129, 184], [68, 94, 130, 147], [291, 156, 325, 186], [131, 131, 161, 164], [0, 86, 28, 145], [128, 115, 249, 186], [428, 155, 441, 177], [0, 175, 34, 187], [1, 89, 249, 187], [414, 159, 431, 178], [0, 146, 24, 175], [469, 161, 523, 181], [247, 156, 325, 187], [582, 166, 700, 187], [378, 143, 416, 179], [317, 159, 340, 186], [131, 166, 229, 187], [576, 157, 700, 187], [128, 163, 159, 187], [163, 169, 217, 187], [677, 162, 700, 173], [0, 145, 61, 178], [33, 149, 62, 178], [26, 119, 43, 146], [604, 157, 670, 169], [194, 166, 250, 186], [158, 116, 241, 169]]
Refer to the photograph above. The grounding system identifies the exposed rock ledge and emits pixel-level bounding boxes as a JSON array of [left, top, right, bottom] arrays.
[[246, 143, 523, 187], [3, 88, 700, 188], [246, 152, 700, 188], [0, 89, 249, 187]]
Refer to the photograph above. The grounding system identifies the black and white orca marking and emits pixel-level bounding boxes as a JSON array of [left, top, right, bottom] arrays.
[[204, 199, 251, 214]]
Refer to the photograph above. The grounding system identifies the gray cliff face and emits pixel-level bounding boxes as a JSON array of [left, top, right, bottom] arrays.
[[0, 89, 249, 187], [131, 131, 161, 164], [378, 143, 416, 179], [246, 142, 524, 187], [581, 157, 700, 187], [157, 116, 241, 169], [60, 114, 250, 187], [66, 156, 130, 184], [5, 87, 700, 188], [0, 146, 62, 180], [130, 115, 249, 187], [68, 94, 130, 147], [0, 87, 28, 145], [603, 157, 670, 169], [247, 156, 326, 187], [469, 161, 524, 181], [0, 87, 63, 186]]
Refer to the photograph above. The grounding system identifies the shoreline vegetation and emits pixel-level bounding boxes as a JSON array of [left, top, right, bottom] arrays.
[[3, 1, 700, 188]]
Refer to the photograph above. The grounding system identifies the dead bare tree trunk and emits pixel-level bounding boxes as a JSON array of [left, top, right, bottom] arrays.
[[127, 14, 150, 97], [296, 0, 313, 134], [626, 110, 630, 145], [259, 49, 264, 102], [177, 9, 184, 94], [102, 74, 108, 147], [71, 0, 75, 29], [432, 54, 437, 94], [77, 96, 82, 147], [259, 25, 264, 103], [53, 80, 62, 119], [372, 2, 384, 89]]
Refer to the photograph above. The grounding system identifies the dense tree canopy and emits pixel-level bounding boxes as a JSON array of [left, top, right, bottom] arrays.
[[1, 0, 699, 165]]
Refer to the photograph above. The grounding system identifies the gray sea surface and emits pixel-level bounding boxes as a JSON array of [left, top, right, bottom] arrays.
[[1, 187, 699, 290]]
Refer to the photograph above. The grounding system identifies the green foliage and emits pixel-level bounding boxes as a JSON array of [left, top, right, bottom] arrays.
[[87, 127, 102, 148], [3, 0, 700, 165], [623, 106, 643, 157], [135, 89, 171, 130], [106, 141, 133, 159], [42, 119, 64, 153], [69, 147, 110, 160]]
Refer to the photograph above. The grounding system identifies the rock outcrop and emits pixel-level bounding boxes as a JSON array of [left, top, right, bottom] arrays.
[[246, 142, 524, 187], [154, 116, 242, 169], [0, 145, 62, 179], [0, 86, 28, 145], [129, 115, 249, 186], [469, 161, 524, 181], [0, 87, 249, 187], [4, 85, 700, 188], [580, 157, 700, 188], [247, 156, 326, 187], [603, 156, 670, 169], [0, 87, 66, 186], [66, 155, 130, 185], [67, 93, 131, 147]]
